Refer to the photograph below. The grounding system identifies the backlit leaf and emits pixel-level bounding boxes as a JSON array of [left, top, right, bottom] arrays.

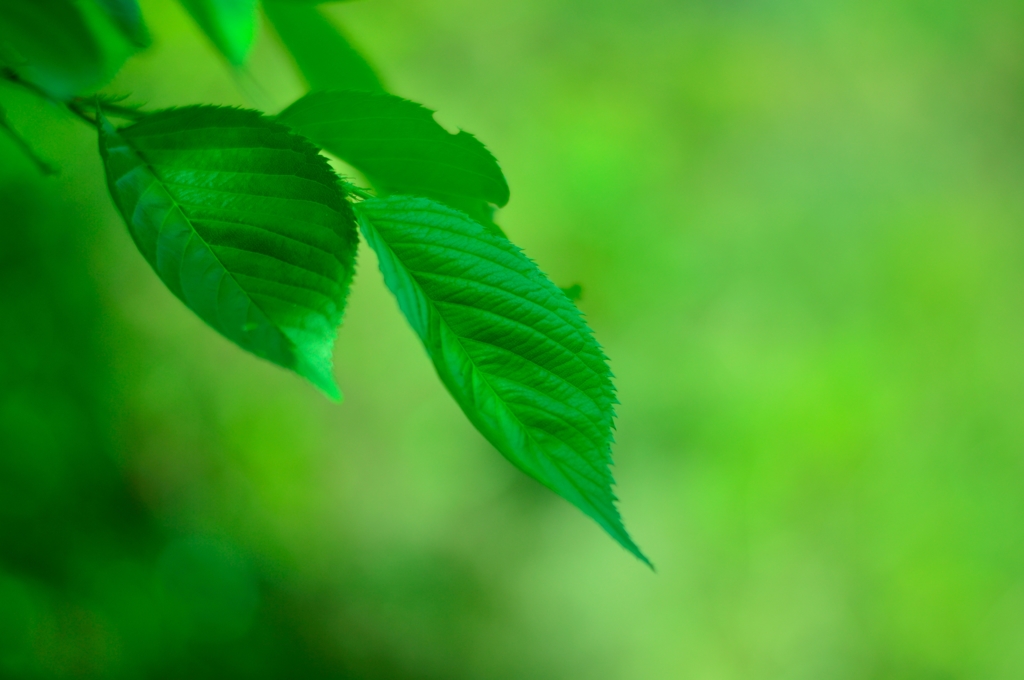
[[178, 0, 258, 65], [279, 90, 509, 228], [98, 106, 358, 398], [264, 1, 383, 93], [356, 195, 648, 564]]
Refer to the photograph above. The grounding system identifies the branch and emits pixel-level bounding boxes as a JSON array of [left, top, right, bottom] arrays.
[[65, 100, 98, 126], [78, 96, 147, 121], [0, 103, 56, 175], [0, 67, 54, 103], [1, 69, 145, 127]]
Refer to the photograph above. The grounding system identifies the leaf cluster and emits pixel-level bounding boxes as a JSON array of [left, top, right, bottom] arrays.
[[0, 0, 648, 565]]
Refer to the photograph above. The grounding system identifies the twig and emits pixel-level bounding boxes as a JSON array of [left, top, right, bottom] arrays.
[[65, 100, 98, 126], [340, 178, 374, 200], [1, 68, 145, 126], [78, 96, 146, 121], [0, 103, 56, 175], [1, 67, 54, 103]]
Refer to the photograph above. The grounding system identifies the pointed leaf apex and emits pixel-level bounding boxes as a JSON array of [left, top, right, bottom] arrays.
[[98, 106, 358, 399], [356, 195, 646, 563]]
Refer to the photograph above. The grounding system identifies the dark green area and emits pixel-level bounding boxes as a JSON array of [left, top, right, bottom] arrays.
[[0, 176, 487, 679], [95, 0, 149, 48], [279, 90, 509, 228], [0, 0, 109, 100]]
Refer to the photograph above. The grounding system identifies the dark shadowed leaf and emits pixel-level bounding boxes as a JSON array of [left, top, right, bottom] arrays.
[[98, 106, 358, 398], [278, 91, 509, 228], [264, 1, 383, 93], [356, 195, 648, 564], [177, 0, 258, 65], [0, 0, 133, 99], [95, 0, 149, 48]]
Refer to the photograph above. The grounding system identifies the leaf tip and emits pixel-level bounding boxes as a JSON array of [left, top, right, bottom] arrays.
[[305, 369, 342, 403], [612, 526, 653, 570], [635, 547, 656, 572]]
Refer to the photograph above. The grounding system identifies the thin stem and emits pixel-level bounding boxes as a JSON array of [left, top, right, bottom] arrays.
[[74, 96, 146, 121], [340, 179, 374, 200], [0, 104, 56, 175], [66, 100, 98, 126], [0, 67, 54, 103], [1, 69, 144, 127]]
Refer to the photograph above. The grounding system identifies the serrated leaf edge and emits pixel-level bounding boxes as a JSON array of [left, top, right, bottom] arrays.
[[356, 197, 650, 566], [98, 109, 345, 399]]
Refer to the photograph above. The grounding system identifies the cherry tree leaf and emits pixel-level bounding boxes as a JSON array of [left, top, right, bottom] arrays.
[[279, 90, 509, 230], [0, 0, 134, 99], [356, 195, 648, 564], [99, 106, 358, 398]]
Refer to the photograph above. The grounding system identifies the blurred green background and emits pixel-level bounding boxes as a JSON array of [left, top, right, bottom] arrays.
[[4, 0, 1024, 677]]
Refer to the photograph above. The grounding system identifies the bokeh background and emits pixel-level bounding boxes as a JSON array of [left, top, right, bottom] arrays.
[[4, 0, 1024, 677]]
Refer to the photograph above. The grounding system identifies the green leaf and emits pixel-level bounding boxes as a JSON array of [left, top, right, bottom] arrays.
[[0, 0, 132, 100], [264, 1, 383, 93], [95, 0, 149, 48], [355, 195, 648, 564], [98, 106, 358, 399], [178, 0, 258, 65], [278, 91, 510, 229]]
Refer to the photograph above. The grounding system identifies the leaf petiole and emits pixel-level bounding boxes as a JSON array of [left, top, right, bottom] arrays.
[[82, 96, 147, 121], [0, 103, 56, 175], [340, 179, 374, 201], [1, 68, 145, 129]]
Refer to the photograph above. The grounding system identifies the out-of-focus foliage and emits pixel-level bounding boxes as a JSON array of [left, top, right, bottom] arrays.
[[96, 0, 150, 48], [264, 1, 383, 93], [0, 0, 135, 100], [178, 0, 259, 65], [5, 0, 1024, 677]]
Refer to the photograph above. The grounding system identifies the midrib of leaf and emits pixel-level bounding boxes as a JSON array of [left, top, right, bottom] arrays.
[[363, 215, 538, 452], [107, 122, 321, 395], [125, 127, 352, 282], [358, 205, 648, 564], [153, 185, 350, 262], [407, 270, 609, 427], [397, 241, 613, 410], [370, 218, 612, 435], [420, 290, 609, 452]]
